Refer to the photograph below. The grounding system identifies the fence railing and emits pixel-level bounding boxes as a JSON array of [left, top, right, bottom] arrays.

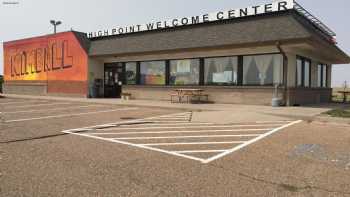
[[294, 1, 336, 39]]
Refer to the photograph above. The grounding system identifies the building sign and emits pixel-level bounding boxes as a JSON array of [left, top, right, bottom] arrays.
[[3, 32, 88, 82], [8, 41, 73, 78], [88, 0, 294, 38]]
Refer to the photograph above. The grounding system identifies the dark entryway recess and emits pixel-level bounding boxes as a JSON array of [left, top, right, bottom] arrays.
[[104, 63, 124, 98]]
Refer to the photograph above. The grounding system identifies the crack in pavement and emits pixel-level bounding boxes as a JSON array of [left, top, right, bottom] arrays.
[[0, 133, 69, 144]]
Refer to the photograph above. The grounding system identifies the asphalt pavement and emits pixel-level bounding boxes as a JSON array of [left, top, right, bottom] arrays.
[[1, 97, 350, 197]]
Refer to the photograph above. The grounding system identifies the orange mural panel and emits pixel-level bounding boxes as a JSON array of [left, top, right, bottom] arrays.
[[3, 32, 88, 83]]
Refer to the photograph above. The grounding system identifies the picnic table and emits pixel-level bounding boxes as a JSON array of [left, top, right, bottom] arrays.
[[338, 91, 350, 103], [170, 89, 209, 103]]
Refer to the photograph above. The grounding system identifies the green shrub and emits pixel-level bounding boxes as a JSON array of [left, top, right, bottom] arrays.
[[325, 109, 350, 118]]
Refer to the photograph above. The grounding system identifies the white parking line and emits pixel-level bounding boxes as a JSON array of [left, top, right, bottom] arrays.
[[113, 134, 260, 140], [4, 102, 71, 109], [174, 150, 228, 154], [138, 141, 246, 146], [99, 124, 283, 131], [255, 120, 293, 123], [202, 120, 302, 163], [62, 130, 207, 163], [119, 123, 214, 127], [61, 112, 302, 164], [2, 105, 103, 114], [0, 100, 47, 105], [88, 128, 271, 135], [5, 107, 138, 123]]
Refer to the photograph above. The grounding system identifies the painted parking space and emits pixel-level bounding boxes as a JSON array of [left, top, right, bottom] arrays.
[[0, 99, 53, 106], [0, 98, 139, 123], [62, 112, 301, 164]]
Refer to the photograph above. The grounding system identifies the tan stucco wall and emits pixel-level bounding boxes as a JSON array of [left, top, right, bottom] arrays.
[[103, 45, 280, 63], [327, 65, 332, 88], [286, 52, 297, 87], [310, 60, 318, 88], [88, 58, 105, 95], [285, 46, 333, 88], [123, 86, 283, 105]]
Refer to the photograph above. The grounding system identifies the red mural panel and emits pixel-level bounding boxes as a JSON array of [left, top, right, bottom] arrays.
[[3, 31, 88, 95]]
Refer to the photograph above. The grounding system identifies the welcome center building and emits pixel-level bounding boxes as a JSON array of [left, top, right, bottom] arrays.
[[3, 0, 350, 105]]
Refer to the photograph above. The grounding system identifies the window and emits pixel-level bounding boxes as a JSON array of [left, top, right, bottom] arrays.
[[296, 56, 311, 87], [170, 59, 199, 85], [243, 54, 283, 85], [323, 65, 327, 87], [297, 58, 303, 86], [140, 61, 166, 85], [304, 60, 310, 87], [204, 57, 238, 85], [318, 64, 328, 87], [125, 62, 137, 85], [317, 64, 322, 87]]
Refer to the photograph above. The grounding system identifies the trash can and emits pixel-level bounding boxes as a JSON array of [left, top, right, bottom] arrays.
[[271, 98, 282, 107], [90, 79, 102, 98]]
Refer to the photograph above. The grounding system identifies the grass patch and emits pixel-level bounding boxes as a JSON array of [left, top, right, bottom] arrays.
[[325, 109, 350, 118], [333, 87, 350, 103]]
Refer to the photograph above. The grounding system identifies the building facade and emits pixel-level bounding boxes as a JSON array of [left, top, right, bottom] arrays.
[[2, 0, 350, 105]]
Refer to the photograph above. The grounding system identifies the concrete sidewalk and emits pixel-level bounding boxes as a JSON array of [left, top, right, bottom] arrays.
[[1, 93, 335, 124]]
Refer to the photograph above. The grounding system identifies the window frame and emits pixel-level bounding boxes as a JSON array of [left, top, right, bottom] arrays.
[[138, 60, 167, 86], [203, 56, 239, 86], [124, 62, 138, 85], [242, 53, 284, 86], [317, 63, 328, 88], [169, 58, 201, 86], [296, 56, 312, 88], [107, 52, 284, 87]]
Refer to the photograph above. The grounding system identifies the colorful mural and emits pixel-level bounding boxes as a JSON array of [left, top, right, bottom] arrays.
[[3, 32, 88, 82], [3, 32, 88, 94]]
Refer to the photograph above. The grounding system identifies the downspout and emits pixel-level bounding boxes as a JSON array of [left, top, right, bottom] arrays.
[[276, 42, 288, 106]]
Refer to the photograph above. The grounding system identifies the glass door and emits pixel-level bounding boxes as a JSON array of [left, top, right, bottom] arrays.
[[104, 63, 124, 98]]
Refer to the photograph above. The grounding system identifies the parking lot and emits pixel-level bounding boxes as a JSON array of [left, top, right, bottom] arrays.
[[1, 97, 350, 196]]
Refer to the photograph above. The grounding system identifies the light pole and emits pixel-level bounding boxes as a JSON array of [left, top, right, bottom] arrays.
[[50, 20, 62, 34]]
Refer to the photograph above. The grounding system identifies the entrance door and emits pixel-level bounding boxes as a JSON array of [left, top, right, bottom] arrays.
[[104, 64, 124, 98]]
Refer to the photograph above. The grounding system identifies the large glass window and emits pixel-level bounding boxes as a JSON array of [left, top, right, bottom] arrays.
[[296, 57, 311, 87], [318, 64, 328, 88], [317, 64, 322, 87], [304, 60, 310, 87], [170, 59, 199, 85], [322, 65, 327, 87], [125, 62, 137, 85], [204, 57, 238, 85], [243, 54, 283, 85], [140, 61, 166, 85], [297, 59, 303, 87]]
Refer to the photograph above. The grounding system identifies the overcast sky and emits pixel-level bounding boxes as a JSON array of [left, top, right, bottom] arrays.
[[0, 0, 349, 87]]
